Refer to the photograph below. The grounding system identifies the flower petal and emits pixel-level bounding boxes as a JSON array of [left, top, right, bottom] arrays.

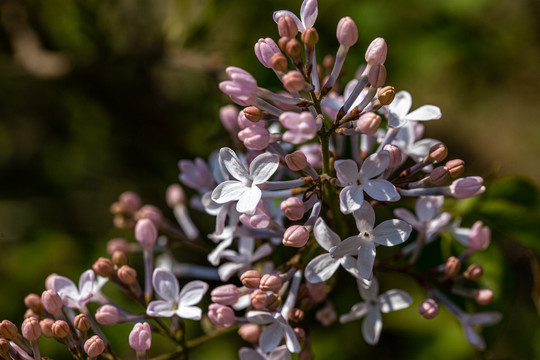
[[259, 321, 283, 353], [341, 255, 362, 279], [340, 302, 369, 323], [359, 152, 390, 181], [352, 201, 375, 232], [330, 235, 361, 258], [273, 10, 303, 31], [372, 220, 412, 247], [178, 280, 208, 306], [388, 90, 412, 119], [363, 179, 400, 202], [362, 309, 382, 345], [152, 268, 179, 302], [404, 105, 441, 122], [219, 147, 249, 181], [393, 208, 419, 228], [339, 185, 364, 214], [236, 186, 262, 215], [146, 300, 175, 318], [335, 159, 359, 186], [464, 324, 485, 350], [300, 0, 318, 28], [218, 262, 245, 281], [78, 270, 95, 300], [416, 196, 438, 222], [251, 243, 273, 262], [359, 277, 379, 300], [357, 241, 376, 280], [283, 323, 301, 353], [51, 275, 79, 304], [247, 311, 276, 325], [268, 346, 291, 360], [313, 217, 341, 250], [239, 347, 264, 360], [176, 305, 202, 320], [407, 138, 440, 161], [379, 289, 413, 313], [467, 312, 502, 326], [250, 153, 280, 184], [212, 181, 247, 204], [305, 254, 340, 283]]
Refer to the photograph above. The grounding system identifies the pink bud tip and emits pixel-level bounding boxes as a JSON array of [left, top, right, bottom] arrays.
[[84, 335, 105, 357], [475, 289, 494, 305], [250, 289, 268, 309], [129, 322, 152, 353], [355, 112, 381, 136], [95, 305, 120, 326], [383, 144, 402, 168], [219, 67, 258, 106], [166, 184, 186, 207], [40, 318, 54, 338], [119, 191, 142, 213], [41, 289, 63, 315], [285, 152, 308, 171], [219, 105, 240, 133], [336, 16, 358, 47], [282, 70, 306, 93], [238, 126, 270, 151], [283, 225, 310, 248], [241, 270, 262, 289], [365, 37, 388, 65], [107, 238, 129, 255], [278, 16, 298, 37], [255, 38, 282, 68], [280, 197, 305, 221], [208, 304, 236, 328], [135, 219, 158, 248], [211, 284, 240, 306], [368, 63, 387, 88], [52, 320, 70, 338], [450, 176, 485, 199], [418, 298, 439, 319], [239, 201, 271, 229], [21, 317, 41, 342], [135, 204, 163, 225], [259, 274, 283, 292], [468, 221, 490, 251]]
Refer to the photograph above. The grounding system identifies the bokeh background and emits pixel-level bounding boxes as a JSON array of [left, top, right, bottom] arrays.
[[0, 0, 539, 359]]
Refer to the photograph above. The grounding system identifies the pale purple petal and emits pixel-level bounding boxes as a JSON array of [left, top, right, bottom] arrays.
[[357, 241, 376, 280], [178, 280, 208, 306], [239, 348, 264, 360], [341, 255, 362, 279], [359, 152, 390, 181], [416, 196, 438, 222], [467, 312, 502, 326], [404, 105, 441, 122], [313, 217, 341, 250], [283, 323, 301, 353], [372, 220, 411, 247], [207, 236, 234, 266], [305, 254, 340, 283], [236, 186, 262, 215], [51, 276, 79, 305], [427, 212, 452, 235], [273, 10, 303, 31], [250, 153, 280, 184], [340, 302, 368, 323], [335, 159, 359, 186], [212, 181, 247, 204], [259, 321, 283, 353], [358, 277, 378, 300], [379, 289, 413, 313], [330, 235, 361, 258], [362, 309, 382, 345], [452, 226, 471, 246], [339, 185, 364, 214], [268, 346, 291, 360], [152, 269, 179, 302], [407, 138, 440, 161], [393, 208, 419, 228], [238, 237, 254, 256], [352, 201, 375, 232], [388, 90, 412, 119], [218, 262, 246, 281], [300, 0, 318, 28], [220, 147, 249, 181], [146, 300, 175, 318], [176, 306, 202, 320], [363, 179, 400, 202], [251, 243, 273, 262], [247, 311, 276, 324], [464, 324, 485, 350], [78, 270, 95, 300]]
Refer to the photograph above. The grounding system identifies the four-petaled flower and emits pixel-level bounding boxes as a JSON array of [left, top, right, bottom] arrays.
[[212, 148, 279, 215], [246, 311, 301, 353], [50, 270, 96, 310], [146, 268, 208, 320], [340, 278, 412, 345], [394, 196, 451, 239], [335, 151, 400, 214], [330, 201, 412, 279]]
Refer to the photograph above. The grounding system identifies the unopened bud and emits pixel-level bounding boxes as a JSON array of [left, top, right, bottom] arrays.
[[377, 86, 395, 105], [112, 251, 128, 267], [355, 112, 381, 136], [21, 317, 41, 342], [208, 304, 235, 328], [238, 126, 270, 151], [418, 298, 439, 319], [24, 293, 43, 313], [52, 320, 70, 338], [118, 265, 137, 285], [302, 28, 319, 46], [41, 289, 63, 315], [265, 293, 282, 311], [250, 289, 268, 309], [285, 38, 302, 58], [92, 257, 115, 277], [475, 289, 494, 305], [129, 322, 152, 353], [315, 303, 337, 326], [336, 17, 358, 47], [243, 106, 263, 123], [40, 318, 54, 338], [289, 308, 305, 323], [285, 151, 308, 171], [119, 191, 141, 213], [107, 238, 129, 255], [219, 105, 240, 133], [365, 37, 388, 65], [238, 324, 261, 343], [446, 159, 465, 178], [468, 221, 490, 251], [444, 256, 461, 278], [306, 281, 327, 302], [383, 144, 402, 168], [211, 284, 239, 306], [283, 225, 310, 247], [84, 335, 105, 358], [368, 64, 387, 88], [430, 166, 450, 185], [95, 305, 120, 326], [450, 177, 485, 199], [0, 320, 18, 339], [24, 309, 39, 319], [270, 53, 289, 72], [241, 270, 262, 289], [428, 143, 448, 162], [280, 197, 305, 221], [283, 71, 306, 93], [259, 274, 282, 292], [135, 218, 158, 248], [0, 338, 9, 356], [255, 38, 281, 68], [74, 314, 91, 332], [278, 16, 298, 37], [278, 37, 290, 52], [294, 327, 306, 343], [166, 184, 186, 207], [464, 264, 484, 281]]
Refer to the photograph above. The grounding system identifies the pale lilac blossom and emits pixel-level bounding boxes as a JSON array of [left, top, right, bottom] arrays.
[[217, 237, 273, 281], [219, 67, 258, 106], [246, 311, 300, 353], [386, 90, 441, 128], [459, 312, 502, 350], [50, 270, 96, 310], [394, 196, 451, 239], [279, 111, 318, 144], [239, 345, 290, 360], [178, 158, 215, 192]]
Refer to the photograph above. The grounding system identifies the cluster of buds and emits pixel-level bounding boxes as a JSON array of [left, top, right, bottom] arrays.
[[0, 0, 500, 359]]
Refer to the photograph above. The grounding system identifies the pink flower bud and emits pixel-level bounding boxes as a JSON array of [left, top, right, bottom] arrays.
[[444, 256, 461, 278], [240, 201, 271, 229], [238, 111, 265, 130], [24, 293, 42, 313], [280, 197, 305, 221], [219, 105, 240, 133], [383, 144, 402, 168], [446, 159, 465, 178], [84, 335, 105, 357], [255, 38, 282, 68], [283, 225, 310, 248], [299, 144, 322, 169], [119, 191, 142, 213], [468, 221, 490, 251], [428, 143, 448, 162], [41, 289, 63, 315], [107, 238, 129, 255], [418, 298, 439, 319], [0, 339, 9, 356], [251, 289, 268, 309], [238, 324, 261, 343], [135, 204, 163, 225], [430, 166, 450, 185], [301, 28, 319, 47], [118, 265, 138, 285], [52, 320, 70, 338], [306, 281, 327, 302], [278, 16, 298, 37], [241, 270, 262, 289], [365, 37, 388, 65], [208, 304, 236, 328], [265, 293, 282, 311], [135, 219, 157, 248], [282, 70, 306, 92], [368, 64, 386, 88], [166, 184, 186, 207], [259, 274, 282, 292], [0, 320, 18, 339], [219, 67, 258, 106], [21, 317, 40, 342], [285, 151, 308, 171], [355, 112, 381, 136], [211, 284, 239, 306], [280, 111, 318, 144], [40, 318, 54, 338], [92, 257, 115, 277], [270, 53, 289, 72], [243, 106, 263, 123], [95, 305, 120, 326], [129, 322, 151, 353], [336, 16, 358, 47], [475, 289, 494, 305], [450, 176, 485, 199], [315, 303, 337, 326], [74, 314, 91, 332], [238, 126, 270, 150], [464, 264, 484, 281]]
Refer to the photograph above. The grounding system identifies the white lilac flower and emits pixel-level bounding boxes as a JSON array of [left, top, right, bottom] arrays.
[[394, 196, 451, 239], [212, 148, 279, 215], [146, 268, 208, 320], [458, 312, 502, 350], [178, 157, 215, 192], [50, 270, 96, 310], [393, 121, 441, 163], [335, 151, 400, 214], [330, 201, 411, 279], [239, 345, 290, 360], [305, 217, 361, 283], [339, 278, 412, 345], [386, 90, 441, 128], [217, 237, 273, 281], [207, 225, 236, 266], [246, 311, 301, 353]]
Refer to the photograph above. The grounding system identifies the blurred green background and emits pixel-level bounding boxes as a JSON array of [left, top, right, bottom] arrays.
[[0, 0, 539, 359]]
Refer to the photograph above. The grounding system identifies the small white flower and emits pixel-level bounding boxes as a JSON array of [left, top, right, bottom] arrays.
[[212, 148, 279, 215], [247, 311, 300, 353], [340, 278, 412, 345], [51, 270, 96, 310], [146, 268, 208, 320], [393, 121, 441, 163], [330, 201, 411, 279], [386, 90, 441, 128], [394, 196, 451, 239], [217, 237, 273, 281], [335, 151, 400, 214]]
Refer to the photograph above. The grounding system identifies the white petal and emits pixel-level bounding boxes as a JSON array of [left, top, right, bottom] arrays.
[[388, 90, 412, 119], [364, 179, 400, 202], [404, 105, 441, 122], [78, 270, 95, 300], [212, 181, 247, 204], [146, 300, 175, 317], [236, 186, 262, 215], [178, 280, 208, 306], [335, 159, 359, 186], [330, 235, 361, 258], [372, 220, 412, 246], [379, 289, 413, 313], [387, 112, 409, 128], [52, 276, 79, 303], [219, 147, 249, 181], [259, 321, 283, 353], [152, 268, 180, 302], [451, 226, 471, 246], [201, 191, 222, 216], [218, 262, 245, 281], [207, 235, 233, 266], [283, 323, 301, 353], [313, 217, 341, 250], [341, 255, 362, 279], [359, 152, 389, 181], [407, 138, 440, 160], [362, 309, 382, 345], [238, 237, 254, 256], [427, 212, 452, 235], [247, 311, 276, 325], [352, 201, 375, 232], [340, 302, 369, 323], [339, 185, 364, 214], [357, 241, 376, 280], [251, 243, 273, 262], [250, 153, 280, 184], [239, 348, 264, 360], [464, 324, 485, 350], [268, 346, 291, 360], [300, 0, 318, 28], [273, 10, 303, 31], [176, 305, 202, 320], [416, 196, 438, 222], [305, 254, 340, 283], [359, 277, 379, 300], [393, 208, 419, 228]]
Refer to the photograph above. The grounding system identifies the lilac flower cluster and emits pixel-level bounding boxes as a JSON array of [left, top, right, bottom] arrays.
[[0, 1, 499, 359]]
